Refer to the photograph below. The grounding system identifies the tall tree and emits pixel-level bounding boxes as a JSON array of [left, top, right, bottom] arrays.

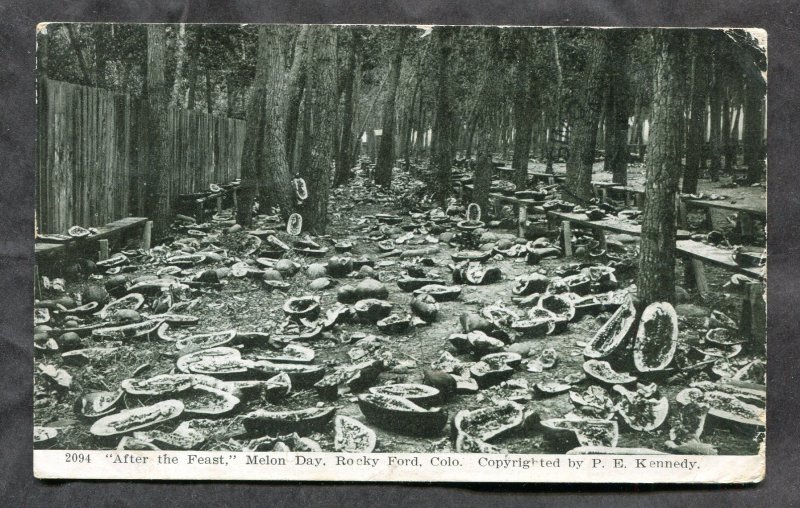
[[742, 80, 766, 184], [708, 38, 723, 182], [603, 30, 631, 186], [511, 30, 537, 191], [298, 27, 338, 234], [171, 24, 188, 107], [637, 30, 686, 306], [144, 25, 171, 239], [65, 25, 92, 85], [565, 30, 609, 203], [93, 25, 108, 87], [374, 30, 408, 188], [262, 26, 305, 220], [285, 29, 310, 173], [236, 26, 271, 226], [430, 26, 455, 207], [334, 30, 359, 186], [683, 33, 710, 194]]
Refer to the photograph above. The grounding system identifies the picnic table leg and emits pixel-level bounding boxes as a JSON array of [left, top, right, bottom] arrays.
[[216, 196, 222, 214], [195, 199, 204, 223], [141, 221, 153, 251], [98, 239, 109, 261], [703, 208, 714, 230], [677, 199, 688, 228], [562, 220, 573, 257], [600, 187, 608, 204], [34, 265, 42, 300], [596, 229, 607, 251], [624, 190, 631, 207], [232, 189, 238, 212], [739, 281, 766, 352], [739, 212, 754, 244], [690, 259, 709, 298], [548, 176, 555, 186], [518, 206, 527, 238]]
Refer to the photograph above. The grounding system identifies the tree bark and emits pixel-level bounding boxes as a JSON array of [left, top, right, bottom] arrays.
[[65, 25, 91, 85], [430, 27, 455, 207], [374, 30, 408, 188], [742, 81, 766, 184], [171, 24, 187, 107], [637, 30, 685, 306], [236, 26, 271, 227], [144, 25, 171, 239], [298, 26, 338, 234], [285, 28, 310, 174], [565, 31, 608, 203], [334, 31, 359, 186], [708, 39, 723, 182], [683, 34, 709, 194], [93, 25, 108, 88], [604, 30, 630, 186], [473, 127, 493, 218], [186, 38, 198, 110], [205, 66, 213, 115], [511, 31, 536, 191]]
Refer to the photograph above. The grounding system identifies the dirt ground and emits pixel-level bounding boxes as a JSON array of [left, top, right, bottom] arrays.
[[33, 164, 765, 455]]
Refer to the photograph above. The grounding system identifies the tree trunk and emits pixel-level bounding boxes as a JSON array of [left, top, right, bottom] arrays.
[[565, 31, 608, 203], [604, 30, 630, 186], [708, 40, 723, 182], [171, 24, 187, 107], [742, 81, 766, 184], [430, 27, 455, 207], [473, 127, 493, 218], [65, 25, 91, 85], [93, 25, 108, 88], [205, 66, 213, 115], [511, 32, 536, 191], [186, 41, 198, 110], [722, 86, 733, 172], [683, 35, 709, 194], [144, 25, 171, 239], [637, 30, 685, 306], [374, 31, 407, 188], [298, 27, 338, 234], [285, 28, 310, 174], [236, 27, 271, 226], [334, 31, 359, 186]]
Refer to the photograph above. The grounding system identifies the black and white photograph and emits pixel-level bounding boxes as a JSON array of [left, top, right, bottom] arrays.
[[32, 23, 766, 482]]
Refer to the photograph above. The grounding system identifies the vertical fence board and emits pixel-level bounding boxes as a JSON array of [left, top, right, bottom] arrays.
[[36, 79, 246, 234]]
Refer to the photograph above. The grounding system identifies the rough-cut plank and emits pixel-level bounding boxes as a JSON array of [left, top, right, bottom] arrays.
[[676, 239, 764, 278], [547, 210, 692, 239]]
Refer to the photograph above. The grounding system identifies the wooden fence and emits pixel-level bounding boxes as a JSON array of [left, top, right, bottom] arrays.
[[36, 79, 246, 234]]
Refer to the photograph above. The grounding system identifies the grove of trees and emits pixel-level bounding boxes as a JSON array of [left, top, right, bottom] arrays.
[[40, 25, 767, 307]]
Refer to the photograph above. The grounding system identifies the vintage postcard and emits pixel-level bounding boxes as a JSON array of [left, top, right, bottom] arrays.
[[33, 24, 766, 482]]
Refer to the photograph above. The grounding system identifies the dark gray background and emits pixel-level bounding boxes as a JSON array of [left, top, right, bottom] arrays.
[[2, 0, 798, 505]]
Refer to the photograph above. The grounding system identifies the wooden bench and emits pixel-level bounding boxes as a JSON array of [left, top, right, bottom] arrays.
[[35, 217, 150, 297], [178, 182, 240, 223], [546, 210, 692, 257]]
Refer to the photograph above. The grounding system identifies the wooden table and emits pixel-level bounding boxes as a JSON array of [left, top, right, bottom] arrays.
[[546, 210, 692, 256], [608, 185, 646, 207], [459, 183, 546, 236], [676, 239, 765, 344], [680, 197, 766, 243]]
